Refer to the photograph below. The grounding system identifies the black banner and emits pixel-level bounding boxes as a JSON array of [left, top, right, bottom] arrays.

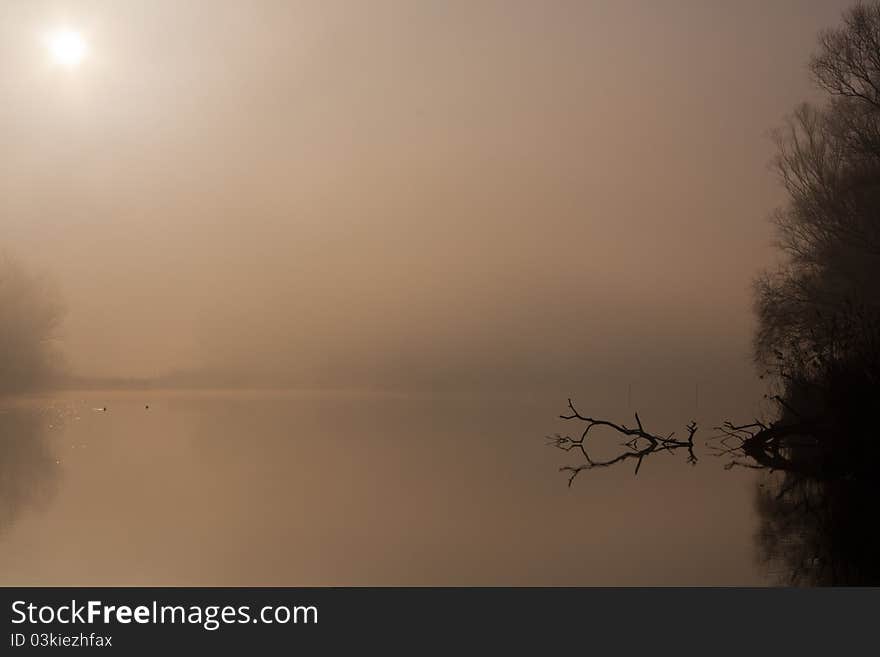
[[1, 588, 877, 653]]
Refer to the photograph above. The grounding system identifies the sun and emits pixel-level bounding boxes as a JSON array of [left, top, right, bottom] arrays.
[[45, 28, 87, 69]]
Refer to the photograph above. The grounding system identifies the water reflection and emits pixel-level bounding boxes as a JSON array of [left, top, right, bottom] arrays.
[[551, 399, 880, 586], [720, 418, 880, 586], [1, 390, 762, 585], [755, 471, 880, 585], [0, 406, 60, 535]]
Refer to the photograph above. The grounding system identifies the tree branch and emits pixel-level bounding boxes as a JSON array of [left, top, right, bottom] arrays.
[[548, 399, 697, 486]]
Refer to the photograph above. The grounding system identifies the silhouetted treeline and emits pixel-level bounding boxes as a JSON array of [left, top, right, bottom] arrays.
[[0, 251, 64, 393], [744, 3, 880, 585], [726, 2, 880, 586], [756, 3, 880, 433]]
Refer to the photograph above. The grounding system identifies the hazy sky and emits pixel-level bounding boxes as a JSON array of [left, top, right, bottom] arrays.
[[0, 0, 854, 390]]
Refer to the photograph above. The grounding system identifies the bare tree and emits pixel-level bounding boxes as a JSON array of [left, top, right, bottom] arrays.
[[811, 3, 880, 110]]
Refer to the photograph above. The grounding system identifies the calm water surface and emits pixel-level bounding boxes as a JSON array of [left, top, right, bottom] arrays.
[[0, 388, 768, 585]]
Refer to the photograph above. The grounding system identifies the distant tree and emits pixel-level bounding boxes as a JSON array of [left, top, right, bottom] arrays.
[[0, 251, 65, 393]]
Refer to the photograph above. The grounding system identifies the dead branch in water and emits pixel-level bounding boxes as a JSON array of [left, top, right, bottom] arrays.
[[712, 418, 822, 475], [547, 398, 697, 486]]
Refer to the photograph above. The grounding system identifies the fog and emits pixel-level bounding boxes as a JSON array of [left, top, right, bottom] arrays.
[[0, 0, 853, 393]]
